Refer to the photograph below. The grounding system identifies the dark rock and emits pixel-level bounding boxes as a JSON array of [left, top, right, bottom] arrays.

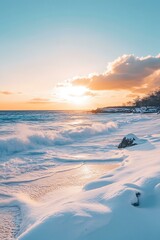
[[118, 134, 139, 149], [131, 192, 141, 207]]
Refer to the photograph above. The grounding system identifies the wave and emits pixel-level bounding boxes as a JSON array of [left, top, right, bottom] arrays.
[[62, 121, 117, 139], [0, 122, 118, 157]]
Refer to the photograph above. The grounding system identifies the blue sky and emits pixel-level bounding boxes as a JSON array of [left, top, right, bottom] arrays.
[[0, 0, 160, 109]]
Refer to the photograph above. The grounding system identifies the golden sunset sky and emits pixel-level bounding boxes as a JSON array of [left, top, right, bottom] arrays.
[[1, 0, 160, 110]]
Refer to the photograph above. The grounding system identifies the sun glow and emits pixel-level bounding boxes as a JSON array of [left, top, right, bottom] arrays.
[[55, 85, 90, 105]]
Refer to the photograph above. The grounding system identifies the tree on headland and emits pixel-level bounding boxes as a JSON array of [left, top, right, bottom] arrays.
[[132, 89, 160, 107]]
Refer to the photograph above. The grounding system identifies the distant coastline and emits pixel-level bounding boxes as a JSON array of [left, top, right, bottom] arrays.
[[92, 106, 160, 114], [92, 90, 160, 114]]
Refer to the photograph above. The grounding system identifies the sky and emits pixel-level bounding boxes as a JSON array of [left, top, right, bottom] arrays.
[[0, 0, 160, 110]]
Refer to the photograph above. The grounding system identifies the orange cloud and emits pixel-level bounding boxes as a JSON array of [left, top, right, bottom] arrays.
[[28, 98, 51, 104], [0, 91, 13, 95], [0, 91, 22, 95], [72, 54, 160, 93]]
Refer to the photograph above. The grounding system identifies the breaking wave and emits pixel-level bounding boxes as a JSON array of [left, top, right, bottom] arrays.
[[0, 122, 118, 157]]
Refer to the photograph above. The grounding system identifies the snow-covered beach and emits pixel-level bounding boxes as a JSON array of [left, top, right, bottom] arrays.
[[0, 111, 160, 239]]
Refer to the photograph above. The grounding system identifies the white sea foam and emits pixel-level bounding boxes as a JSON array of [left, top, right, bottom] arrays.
[[0, 121, 118, 156]]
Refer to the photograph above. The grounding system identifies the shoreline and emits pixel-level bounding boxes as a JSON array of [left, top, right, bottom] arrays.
[[0, 163, 119, 240]]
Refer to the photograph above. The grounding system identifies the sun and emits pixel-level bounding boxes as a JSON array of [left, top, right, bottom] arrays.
[[55, 85, 90, 105]]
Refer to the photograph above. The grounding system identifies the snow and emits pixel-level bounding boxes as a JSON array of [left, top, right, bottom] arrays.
[[18, 115, 160, 240]]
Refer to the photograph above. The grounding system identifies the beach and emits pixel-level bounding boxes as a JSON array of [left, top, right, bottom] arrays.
[[0, 111, 160, 239]]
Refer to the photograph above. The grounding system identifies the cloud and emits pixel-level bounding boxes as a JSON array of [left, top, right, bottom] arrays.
[[0, 91, 23, 95], [72, 54, 160, 93], [28, 98, 51, 104], [0, 91, 13, 95]]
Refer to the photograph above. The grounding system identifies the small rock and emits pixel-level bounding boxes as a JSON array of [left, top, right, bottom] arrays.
[[131, 192, 141, 207], [118, 134, 139, 149]]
